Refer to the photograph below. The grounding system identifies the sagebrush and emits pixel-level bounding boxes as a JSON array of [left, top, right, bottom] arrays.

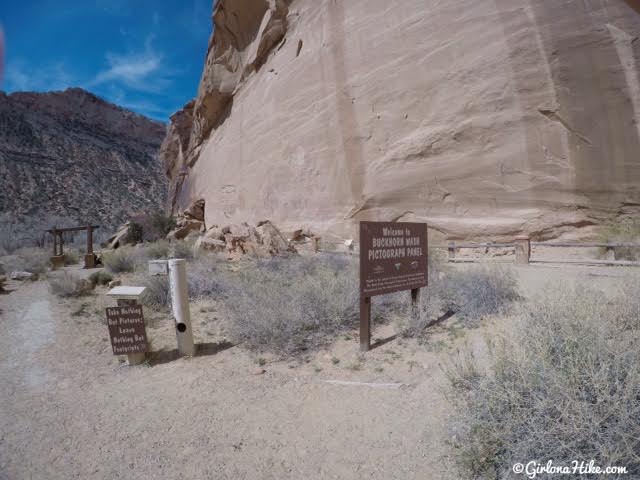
[[445, 280, 640, 478], [140, 275, 171, 311], [221, 254, 358, 355], [103, 249, 137, 273], [89, 270, 112, 287], [396, 264, 519, 336]]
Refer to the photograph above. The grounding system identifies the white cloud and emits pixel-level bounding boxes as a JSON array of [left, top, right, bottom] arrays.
[[4, 60, 73, 92], [89, 36, 171, 93]]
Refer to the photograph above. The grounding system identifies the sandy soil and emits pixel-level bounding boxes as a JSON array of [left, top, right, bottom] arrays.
[[0, 263, 629, 480]]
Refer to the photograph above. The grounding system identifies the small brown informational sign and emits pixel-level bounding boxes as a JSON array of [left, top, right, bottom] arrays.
[[359, 221, 428, 351], [105, 304, 148, 355]]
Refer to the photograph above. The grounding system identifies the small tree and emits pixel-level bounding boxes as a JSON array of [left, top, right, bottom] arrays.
[[126, 222, 143, 244], [150, 211, 176, 238]]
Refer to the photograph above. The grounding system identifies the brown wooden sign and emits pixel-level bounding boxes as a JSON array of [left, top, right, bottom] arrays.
[[359, 221, 428, 351], [360, 222, 428, 296], [105, 304, 148, 355]]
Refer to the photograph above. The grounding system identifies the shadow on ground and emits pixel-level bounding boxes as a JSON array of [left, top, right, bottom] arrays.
[[148, 341, 234, 366], [370, 310, 457, 350]]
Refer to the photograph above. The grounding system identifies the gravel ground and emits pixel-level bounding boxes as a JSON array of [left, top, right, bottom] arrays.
[[0, 263, 629, 479]]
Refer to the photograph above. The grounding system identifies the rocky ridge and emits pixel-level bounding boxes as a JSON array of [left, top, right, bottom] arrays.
[[0, 88, 167, 234]]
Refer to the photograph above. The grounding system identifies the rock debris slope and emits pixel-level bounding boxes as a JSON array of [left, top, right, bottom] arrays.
[[162, 0, 640, 240], [0, 88, 166, 231]]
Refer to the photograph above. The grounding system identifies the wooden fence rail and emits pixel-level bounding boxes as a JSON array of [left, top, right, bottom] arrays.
[[314, 236, 640, 267]]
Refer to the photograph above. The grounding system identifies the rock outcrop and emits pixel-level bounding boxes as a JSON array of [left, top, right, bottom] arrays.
[[195, 220, 294, 256], [162, 0, 640, 241], [0, 88, 167, 233]]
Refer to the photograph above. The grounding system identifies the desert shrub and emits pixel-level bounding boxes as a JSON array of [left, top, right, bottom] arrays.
[[88, 270, 112, 287], [130, 210, 176, 242], [187, 254, 229, 299], [49, 272, 93, 297], [446, 265, 519, 324], [170, 240, 195, 260], [63, 249, 80, 265], [150, 211, 176, 239], [103, 249, 136, 273], [141, 275, 171, 311], [394, 282, 450, 337], [395, 262, 517, 336], [598, 220, 640, 260], [125, 222, 144, 244], [144, 240, 170, 259], [222, 254, 358, 355], [445, 282, 640, 479], [2, 248, 51, 274]]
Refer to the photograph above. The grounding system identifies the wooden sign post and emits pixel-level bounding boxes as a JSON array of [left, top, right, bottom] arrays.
[[359, 221, 428, 351], [106, 286, 148, 365]]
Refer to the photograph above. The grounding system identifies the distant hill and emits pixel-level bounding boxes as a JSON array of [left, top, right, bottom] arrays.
[[0, 87, 167, 239]]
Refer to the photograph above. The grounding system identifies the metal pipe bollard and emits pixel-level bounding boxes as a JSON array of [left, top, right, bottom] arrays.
[[168, 259, 195, 357]]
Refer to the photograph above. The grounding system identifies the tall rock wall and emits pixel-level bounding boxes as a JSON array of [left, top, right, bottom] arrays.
[[162, 0, 640, 240]]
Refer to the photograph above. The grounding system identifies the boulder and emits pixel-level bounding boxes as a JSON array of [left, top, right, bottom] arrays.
[[106, 222, 131, 249], [227, 223, 252, 239], [183, 199, 205, 221], [194, 237, 226, 252], [167, 219, 204, 240], [195, 221, 294, 256], [108, 279, 122, 288], [10, 271, 38, 281], [204, 225, 224, 240], [253, 221, 292, 255]]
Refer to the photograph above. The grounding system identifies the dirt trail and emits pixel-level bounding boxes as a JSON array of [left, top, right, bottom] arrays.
[[0, 275, 458, 480], [0, 264, 627, 480]]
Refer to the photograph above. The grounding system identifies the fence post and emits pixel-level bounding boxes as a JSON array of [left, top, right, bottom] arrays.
[[411, 288, 421, 326], [515, 235, 530, 264], [84, 225, 96, 268], [168, 259, 195, 357], [448, 241, 456, 261]]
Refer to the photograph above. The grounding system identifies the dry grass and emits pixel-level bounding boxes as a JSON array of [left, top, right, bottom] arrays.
[[598, 221, 640, 260], [445, 279, 640, 478]]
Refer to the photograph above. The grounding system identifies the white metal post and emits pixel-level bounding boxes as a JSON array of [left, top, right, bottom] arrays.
[[168, 258, 195, 357]]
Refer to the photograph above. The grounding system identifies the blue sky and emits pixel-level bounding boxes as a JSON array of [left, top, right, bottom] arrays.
[[0, 0, 212, 121]]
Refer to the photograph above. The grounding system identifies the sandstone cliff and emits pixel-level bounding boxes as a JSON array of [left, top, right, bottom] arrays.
[[162, 0, 640, 241], [0, 88, 166, 232]]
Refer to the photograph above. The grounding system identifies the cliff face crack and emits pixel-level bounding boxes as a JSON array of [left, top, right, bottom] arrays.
[[538, 109, 593, 146]]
